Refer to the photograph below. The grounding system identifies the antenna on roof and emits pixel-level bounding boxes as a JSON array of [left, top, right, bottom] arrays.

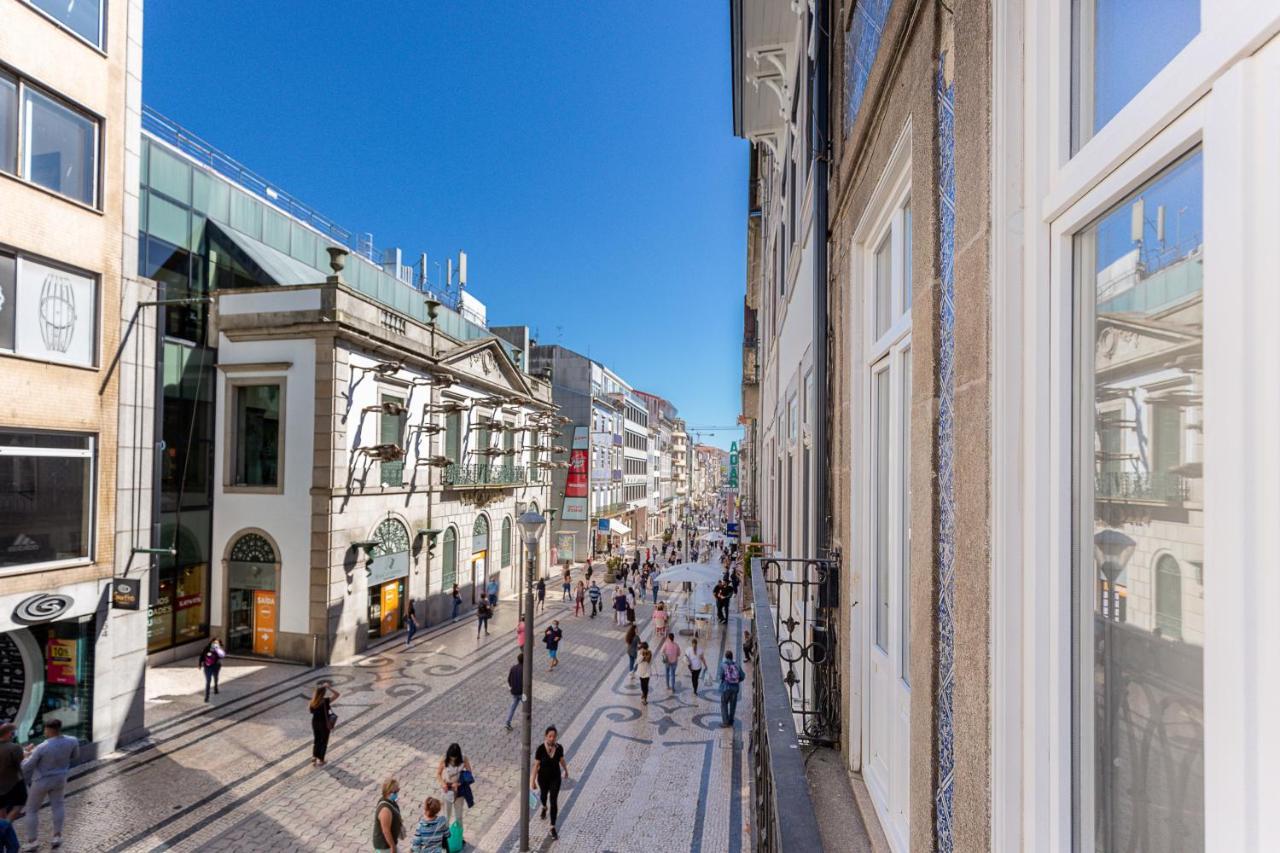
[[459, 251, 468, 291]]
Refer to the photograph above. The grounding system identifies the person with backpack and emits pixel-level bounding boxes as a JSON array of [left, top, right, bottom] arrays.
[[660, 633, 682, 694], [198, 637, 225, 702], [587, 581, 602, 618], [543, 621, 563, 670], [505, 653, 524, 731], [476, 599, 492, 637], [717, 651, 743, 727], [372, 777, 405, 852], [636, 644, 653, 705]]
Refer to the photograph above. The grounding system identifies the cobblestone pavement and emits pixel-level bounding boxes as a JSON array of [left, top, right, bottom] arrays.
[[39, 557, 749, 852]]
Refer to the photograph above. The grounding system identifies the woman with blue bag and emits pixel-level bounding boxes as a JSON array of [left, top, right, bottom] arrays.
[[436, 743, 474, 846]]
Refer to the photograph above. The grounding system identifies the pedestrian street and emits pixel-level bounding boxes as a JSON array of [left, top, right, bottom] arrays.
[[38, 560, 748, 851]]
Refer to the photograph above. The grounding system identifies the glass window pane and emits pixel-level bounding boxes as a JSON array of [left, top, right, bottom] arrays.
[[900, 347, 911, 684], [148, 145, 191, 204], [233, 384, 280, 487], [0, 450, 92, 568], [229, 189, 262, 239], [291, 222, 318, 266], [1075, 151, 1203, 852], [263, 208, 290, 254], [873, 366, 890, 651], [192, 169, 230, 223], [1072, 0, 1199, 151], [874, 234, 892, 338], [380, 394, 405, 486], [30, 0, 103, 45], [0, 73, 15, 176], [23, 87, 96, 205], [0, 252, 14, 352], [902, 202, 913, 311], [146, 191, 190, 250]]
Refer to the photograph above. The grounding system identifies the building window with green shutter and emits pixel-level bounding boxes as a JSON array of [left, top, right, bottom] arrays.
[[445, 411, 461, 464], [501, 516, 512, 568], [380, 394, 405, 486], [441, 526, 457, 591]]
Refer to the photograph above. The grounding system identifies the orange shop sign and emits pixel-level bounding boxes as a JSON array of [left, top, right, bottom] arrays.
[[253, 590, 276, 656]]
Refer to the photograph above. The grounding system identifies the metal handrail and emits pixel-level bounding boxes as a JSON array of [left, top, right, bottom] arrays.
[[442, 463, 527, 487], [749, 561, 826, 853]]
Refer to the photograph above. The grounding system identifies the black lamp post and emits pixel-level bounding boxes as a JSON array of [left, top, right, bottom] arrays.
[[516, 508, 545, 852]]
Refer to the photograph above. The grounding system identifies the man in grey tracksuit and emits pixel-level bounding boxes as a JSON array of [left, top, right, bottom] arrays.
[[22, 719, 78, 849]]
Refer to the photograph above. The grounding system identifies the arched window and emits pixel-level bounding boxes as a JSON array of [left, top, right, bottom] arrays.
[[1155, 555, 1183, 639], [229, 532, 276, 564], [501, 517, 512, 568], [371, 518, 410, 556], [472, 515, 489, 555], [441, 527, 457, 590]]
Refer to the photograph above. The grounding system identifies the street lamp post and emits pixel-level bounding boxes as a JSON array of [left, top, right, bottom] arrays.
[[516, 509, 545, 853]]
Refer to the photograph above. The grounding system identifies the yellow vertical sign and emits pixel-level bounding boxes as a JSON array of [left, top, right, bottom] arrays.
[[253, 590, 276, 656]]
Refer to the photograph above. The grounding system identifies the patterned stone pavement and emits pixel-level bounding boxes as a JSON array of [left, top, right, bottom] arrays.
[[37, 559, 749, 852]]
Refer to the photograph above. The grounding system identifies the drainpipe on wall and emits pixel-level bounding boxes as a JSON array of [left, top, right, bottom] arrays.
[[813, 0, 832, 562]]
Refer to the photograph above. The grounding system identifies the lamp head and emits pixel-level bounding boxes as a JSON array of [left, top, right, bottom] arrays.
[[516, 509, 546, 546]]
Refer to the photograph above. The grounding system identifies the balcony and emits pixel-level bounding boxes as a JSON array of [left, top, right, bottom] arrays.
[[443, 463, 527, 488], [1096, 471, 1189, 504]]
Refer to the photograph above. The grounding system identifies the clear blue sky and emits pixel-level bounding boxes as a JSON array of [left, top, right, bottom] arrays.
[[143, 2, 748, 450]]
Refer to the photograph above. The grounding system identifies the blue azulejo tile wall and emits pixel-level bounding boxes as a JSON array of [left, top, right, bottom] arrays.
[[933, 52, 957, 853]]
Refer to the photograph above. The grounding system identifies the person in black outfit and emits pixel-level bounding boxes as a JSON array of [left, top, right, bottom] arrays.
[[530, 725, 569, 840], [309, 683, 340, 766], [536, 577, 547, 613]]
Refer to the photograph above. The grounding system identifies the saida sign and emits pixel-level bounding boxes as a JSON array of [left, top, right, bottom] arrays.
[[729, 441, 739, 488]]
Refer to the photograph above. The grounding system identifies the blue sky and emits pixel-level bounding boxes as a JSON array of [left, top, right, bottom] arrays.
[[143, 2, 748, 450]]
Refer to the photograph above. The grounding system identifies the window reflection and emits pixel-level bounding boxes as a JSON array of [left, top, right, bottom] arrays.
[[1075, 151, 1204, 852], [1072, 0, 1199, 150]]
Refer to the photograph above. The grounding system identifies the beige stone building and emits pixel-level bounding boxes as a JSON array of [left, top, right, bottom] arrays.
[[0, 0, 149, 757]]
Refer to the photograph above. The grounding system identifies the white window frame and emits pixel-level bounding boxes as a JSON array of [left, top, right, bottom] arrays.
[[4, 74, 103, 209], [992, 1, 1280, 850], [0, 430, 96, 575], [849, 118, 912, 852], [25, 0, 107, 52]]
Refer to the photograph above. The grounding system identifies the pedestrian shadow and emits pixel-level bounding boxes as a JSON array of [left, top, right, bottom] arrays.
[[320, 762, 372, 791]]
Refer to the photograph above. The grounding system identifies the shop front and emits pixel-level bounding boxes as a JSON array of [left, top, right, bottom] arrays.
[[225, 531, 280, 656], [366, 518, 410, 640], [0, 581, 102, 745]]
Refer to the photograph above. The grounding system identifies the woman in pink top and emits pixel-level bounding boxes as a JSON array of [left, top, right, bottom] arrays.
[[516, 617, 526, 649], [660, 633, 682, 694], [652, 602, 669, 637]]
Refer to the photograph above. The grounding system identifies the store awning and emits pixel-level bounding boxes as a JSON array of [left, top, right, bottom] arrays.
[[609, 519, 632, 536]]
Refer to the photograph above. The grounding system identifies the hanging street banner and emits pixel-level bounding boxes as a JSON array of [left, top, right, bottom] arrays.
[[562, 427, 589, 521], [729, 441, 739, 488]]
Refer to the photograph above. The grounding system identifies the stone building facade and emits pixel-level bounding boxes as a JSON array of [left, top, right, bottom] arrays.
[[0, 0, 150, 757]]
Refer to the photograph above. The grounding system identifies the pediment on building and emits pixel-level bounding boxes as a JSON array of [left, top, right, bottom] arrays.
[[438, 337, 534, 400]]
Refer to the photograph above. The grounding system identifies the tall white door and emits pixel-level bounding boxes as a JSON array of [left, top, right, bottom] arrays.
[[862, 189, 912, 851]]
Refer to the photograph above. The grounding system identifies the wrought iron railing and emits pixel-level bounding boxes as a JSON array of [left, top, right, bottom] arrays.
[[442, 463, 526, 487], [752, 556, 841, 746], [748, 559, 828, 853], [1096, 471, 1188, 503]]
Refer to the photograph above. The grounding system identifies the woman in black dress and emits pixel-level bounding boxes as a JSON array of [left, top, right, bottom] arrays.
[[309, 683, 340, 766]]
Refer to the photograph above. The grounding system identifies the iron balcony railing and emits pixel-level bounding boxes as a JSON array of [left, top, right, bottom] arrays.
[[748, 558, 830, 853], [1096, 471, 1189, 503], [751, 556, 841, 746], [442, 463, 527, 488]]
